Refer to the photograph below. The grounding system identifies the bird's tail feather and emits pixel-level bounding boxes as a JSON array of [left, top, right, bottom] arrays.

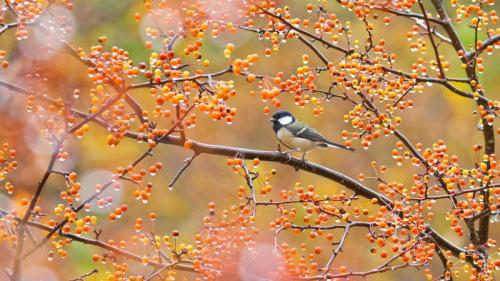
[[323, 141, 355, 151]]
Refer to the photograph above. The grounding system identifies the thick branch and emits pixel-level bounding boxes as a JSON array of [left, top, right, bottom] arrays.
[[465, 34, 500, 61], [0, 69, 469, 264], [430, 0, 495, 245]]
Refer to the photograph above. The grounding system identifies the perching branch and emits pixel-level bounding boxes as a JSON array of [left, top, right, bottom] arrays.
[[0, 79, 468, 260]]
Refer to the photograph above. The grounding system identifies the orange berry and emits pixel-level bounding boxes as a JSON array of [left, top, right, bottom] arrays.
[[20, 198, 29, 206], [264, 48, 272, 57], [148, 212, 156, 221], [314, 247, 321, 255], [247, 73, 256, 82], [183, 140, 193, 149]]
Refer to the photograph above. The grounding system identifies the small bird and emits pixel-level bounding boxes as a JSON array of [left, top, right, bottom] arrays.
[[269, 110, 354, 160]]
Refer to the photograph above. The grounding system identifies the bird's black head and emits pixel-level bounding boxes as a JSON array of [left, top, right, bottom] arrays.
[[269, 110, 295, 132]]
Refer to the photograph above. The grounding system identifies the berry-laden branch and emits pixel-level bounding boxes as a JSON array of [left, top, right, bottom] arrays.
[[247, 4, 491, 252], [256, 5, 354, 55], [10, 138, 64, 281], [465, 34, 500, 61], [301, 238, 422, 280], [0, 1, 497, 280], [235, 161, 452, 279], [138, 135, 471, 259], [0, 79, 468, 261], [21, 103, 196, 261], [430, 0, 496, 246], [262, 0, 497, 256], [228, 5, 492, 109], [0, 209, 194, 273]]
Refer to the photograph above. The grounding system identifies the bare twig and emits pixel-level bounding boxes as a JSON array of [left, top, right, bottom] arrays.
[[0, 22, 18, 35], [69, 269, 98, 281], [168, 153, 199, 189], [418, 0, 446, 77], [413, 19, 451, 44]]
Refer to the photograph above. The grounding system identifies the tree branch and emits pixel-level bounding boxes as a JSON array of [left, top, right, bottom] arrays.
[[0, 209, 194, 273], [256, 5, 353, 55], [430, 0, 495, 245], [168, 153, 198, 189], [465, 34, 500, 61], [0, 79, 469, 260], [11, 139, 64, 281]]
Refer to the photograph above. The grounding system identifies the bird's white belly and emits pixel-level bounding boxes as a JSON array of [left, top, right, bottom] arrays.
[[277, 128, 317, 151]]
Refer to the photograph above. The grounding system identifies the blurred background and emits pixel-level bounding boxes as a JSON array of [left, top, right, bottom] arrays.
[[0, 0, 498, 280]]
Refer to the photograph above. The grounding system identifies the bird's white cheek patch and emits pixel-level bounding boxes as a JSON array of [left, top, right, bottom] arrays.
[[278, 116, 293, 125]]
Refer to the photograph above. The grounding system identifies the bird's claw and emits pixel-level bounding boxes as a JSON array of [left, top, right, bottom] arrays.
[[282, 152, 293, 163], [301, 152, 308, 163], [277, 146, 293, 162]]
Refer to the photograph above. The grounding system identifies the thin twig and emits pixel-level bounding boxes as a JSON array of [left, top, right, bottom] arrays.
[[11, 138, 64, 281], [69, 269, 98, 281], [168, 153, 198, 189]]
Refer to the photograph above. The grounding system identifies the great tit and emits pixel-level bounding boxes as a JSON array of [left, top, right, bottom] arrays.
[[269, 110, 354, 160]]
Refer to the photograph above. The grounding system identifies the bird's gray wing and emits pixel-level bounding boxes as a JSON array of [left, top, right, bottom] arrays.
[[287, 122, 354, 151], [286, 122, 329, 142]]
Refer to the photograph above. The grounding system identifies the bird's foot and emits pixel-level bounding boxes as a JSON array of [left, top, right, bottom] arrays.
[[277, 146, 294, 163], [297, 154, 308, 170], [301, 152, 308, 163], [281, 151, 293, 163]]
